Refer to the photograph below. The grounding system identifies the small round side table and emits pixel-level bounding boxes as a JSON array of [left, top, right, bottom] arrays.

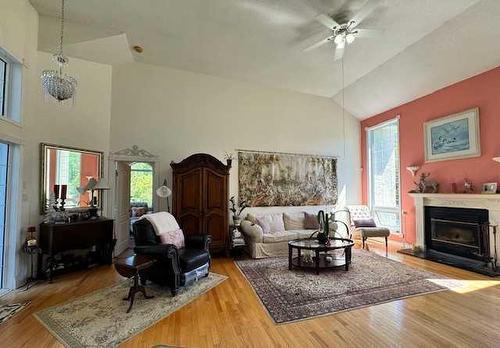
[[23, 244, 42, 290]]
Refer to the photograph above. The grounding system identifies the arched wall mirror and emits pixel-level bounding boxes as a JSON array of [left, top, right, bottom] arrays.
[[40, 143, 104, 213]]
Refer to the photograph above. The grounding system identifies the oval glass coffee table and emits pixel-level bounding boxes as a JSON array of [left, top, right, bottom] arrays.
[[288, 238, 355, 274]]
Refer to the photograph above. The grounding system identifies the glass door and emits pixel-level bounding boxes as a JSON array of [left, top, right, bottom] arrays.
[[0, 142, 9, 288]]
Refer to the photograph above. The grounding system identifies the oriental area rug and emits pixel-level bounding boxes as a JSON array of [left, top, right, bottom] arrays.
[[35, 273, 226, 347], [236, 249, 449, 324]]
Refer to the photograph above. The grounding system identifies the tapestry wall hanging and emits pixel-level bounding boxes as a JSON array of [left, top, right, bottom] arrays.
[[238, 151, 338, 207]]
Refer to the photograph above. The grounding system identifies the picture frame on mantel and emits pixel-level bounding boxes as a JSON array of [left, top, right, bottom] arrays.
[[424, 107, 480, 162]]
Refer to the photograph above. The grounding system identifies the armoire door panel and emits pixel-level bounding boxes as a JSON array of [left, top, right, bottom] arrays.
[[205, 213, 225, 242], [204, 169, 225, 211], [178, 169, 202, 212], [178, 214, 202, 236]]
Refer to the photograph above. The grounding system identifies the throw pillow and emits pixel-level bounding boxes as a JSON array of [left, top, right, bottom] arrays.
[[256, 214, 285, 234], [353, 218, 377, 228], [304, 212, 320, 230], [283, 212, 305, 230], [159, 228, 185, 249]]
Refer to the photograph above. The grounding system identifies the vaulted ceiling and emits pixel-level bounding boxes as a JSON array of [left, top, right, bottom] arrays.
[[30, 0, 500, 119]]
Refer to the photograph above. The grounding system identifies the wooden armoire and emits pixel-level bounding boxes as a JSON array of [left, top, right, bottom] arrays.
[[171, 153, 231, 253]]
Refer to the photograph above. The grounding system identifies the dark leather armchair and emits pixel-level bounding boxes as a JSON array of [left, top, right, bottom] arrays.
[[132, 218, 211, 296]]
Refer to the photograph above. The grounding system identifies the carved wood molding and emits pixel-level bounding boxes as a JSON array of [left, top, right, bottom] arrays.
[[170, 153, 231, 174], [109, 145, 158, 160]]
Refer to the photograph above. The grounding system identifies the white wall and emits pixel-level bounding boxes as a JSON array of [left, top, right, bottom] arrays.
[[0, 0, 113, 287], [110, 62, 361, 210]]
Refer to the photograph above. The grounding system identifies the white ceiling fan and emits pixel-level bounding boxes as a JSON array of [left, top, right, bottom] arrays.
[[304, 0, 381, 61]]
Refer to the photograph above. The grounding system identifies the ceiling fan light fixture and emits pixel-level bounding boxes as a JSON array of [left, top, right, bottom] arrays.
[[334, 34, 344, 45], [346, 33, 356, 44]]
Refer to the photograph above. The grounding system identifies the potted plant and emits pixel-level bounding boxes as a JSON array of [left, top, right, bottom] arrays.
[[229, 196, 247, 226]]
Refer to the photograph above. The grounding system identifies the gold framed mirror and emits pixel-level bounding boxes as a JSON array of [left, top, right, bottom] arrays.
[[40, 143, 104, 213]]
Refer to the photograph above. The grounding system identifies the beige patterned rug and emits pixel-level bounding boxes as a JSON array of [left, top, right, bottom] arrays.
[[35, 273, 227, 347], [236, 249, 450, 323]]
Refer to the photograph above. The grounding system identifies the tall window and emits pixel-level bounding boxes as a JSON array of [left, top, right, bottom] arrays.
[[0, 49, 22, 122], [367, 119, 401, 232], [130, 162, 153, 207]]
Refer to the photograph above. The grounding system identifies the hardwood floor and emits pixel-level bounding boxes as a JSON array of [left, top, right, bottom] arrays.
[[1, 240, 499, 347]]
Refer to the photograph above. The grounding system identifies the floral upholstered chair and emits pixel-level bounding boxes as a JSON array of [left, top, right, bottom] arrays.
[[347, 205, 390, 255]]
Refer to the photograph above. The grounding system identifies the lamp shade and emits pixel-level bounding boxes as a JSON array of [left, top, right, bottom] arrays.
[[406, 165, 420, 177], [156, 185, 172, 198], [86, 177, 98, 190]]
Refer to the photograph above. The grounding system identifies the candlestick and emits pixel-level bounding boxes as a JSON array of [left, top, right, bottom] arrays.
[[54, 184, 60, 199], [61, 185, 67, 200]]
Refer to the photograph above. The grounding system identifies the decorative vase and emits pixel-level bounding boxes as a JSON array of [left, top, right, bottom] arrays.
[[317, 232, 329, 245], [316, 210, 331, 245], [233, 216, 242, 227]]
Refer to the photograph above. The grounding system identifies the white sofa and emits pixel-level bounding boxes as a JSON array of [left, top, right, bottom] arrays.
[[240, 206, 350, 258]]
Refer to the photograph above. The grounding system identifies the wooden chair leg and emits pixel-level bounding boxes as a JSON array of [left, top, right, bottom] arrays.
[[385, 236, 388, 256]]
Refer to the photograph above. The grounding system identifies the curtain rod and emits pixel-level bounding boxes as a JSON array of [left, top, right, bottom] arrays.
[[235, 149, 339, 159]]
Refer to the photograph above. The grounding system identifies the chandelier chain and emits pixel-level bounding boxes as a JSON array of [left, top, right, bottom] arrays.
[[58, 0, 65, 56], [41, 0, 77, 103]]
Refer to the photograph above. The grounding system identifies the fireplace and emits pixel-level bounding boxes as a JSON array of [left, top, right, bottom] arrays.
[[425, 206, 489, 261]]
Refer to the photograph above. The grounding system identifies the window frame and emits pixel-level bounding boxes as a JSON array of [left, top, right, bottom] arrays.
[[0, 56, 8, 117], [366, 117, 402, 233], [0, 48, 22, 124]]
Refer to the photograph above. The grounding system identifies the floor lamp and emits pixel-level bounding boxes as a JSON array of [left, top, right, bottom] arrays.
[[156, 179, 172, 212]]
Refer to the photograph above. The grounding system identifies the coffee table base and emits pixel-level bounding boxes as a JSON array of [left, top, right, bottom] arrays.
[[288, 240, 353, 275], [290, 254, 350, 274]]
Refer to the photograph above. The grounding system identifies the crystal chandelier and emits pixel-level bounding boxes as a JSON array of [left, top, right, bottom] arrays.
[[41, 0, 77, 103]]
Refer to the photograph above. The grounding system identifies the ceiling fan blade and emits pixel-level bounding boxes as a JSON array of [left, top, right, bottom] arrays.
[[351, 0, 381, 27], [315, 14, 340, 29], [303, 36, 334, 51], [334, 45, 345, 61], [355, 28, 379, 38]]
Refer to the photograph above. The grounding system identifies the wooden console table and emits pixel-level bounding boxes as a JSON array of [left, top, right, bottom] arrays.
[[39, 218, 114, 281]]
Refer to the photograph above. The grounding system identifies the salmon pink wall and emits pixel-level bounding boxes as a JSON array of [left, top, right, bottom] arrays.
[[361, 66, 500, 244]]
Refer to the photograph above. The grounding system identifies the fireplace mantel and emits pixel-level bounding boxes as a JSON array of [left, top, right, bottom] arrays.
[[409, 192, 500, 268], [409, 193, 500, 200]]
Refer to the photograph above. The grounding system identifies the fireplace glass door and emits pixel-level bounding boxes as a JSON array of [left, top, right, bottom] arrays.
[[430, 218, 480, 250], [425, 206, 489, 261]]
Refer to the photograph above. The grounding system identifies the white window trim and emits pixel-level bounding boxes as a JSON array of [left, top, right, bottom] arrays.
[[366, 116, 402, 234], [0, 47, 22, 124]]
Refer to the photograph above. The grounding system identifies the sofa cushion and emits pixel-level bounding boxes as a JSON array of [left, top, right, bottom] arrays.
[[262, 229, 313, 243], [256, 214, 285, 234], [356, 227, 390, 238], [304, 212, 320, 230], [283, 212, 305, 230]]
